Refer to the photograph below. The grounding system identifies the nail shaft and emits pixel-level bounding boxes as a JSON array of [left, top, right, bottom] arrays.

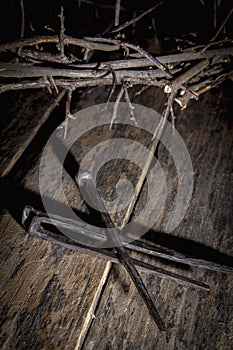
[[77, 172, 165, 332]]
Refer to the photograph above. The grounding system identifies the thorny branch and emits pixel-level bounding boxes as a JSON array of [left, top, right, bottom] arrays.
[[0, 4, 232, 128], [0, 42, 232, 93]]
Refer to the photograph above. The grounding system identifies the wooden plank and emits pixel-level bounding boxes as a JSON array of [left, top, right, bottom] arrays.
[[0, 86, 166, 349], [0, 86, 110, 350], [0, 89, 66, 177], [82, 84, 233, 349], [1, 83, 232, 349], [70, 87, 167, 349]]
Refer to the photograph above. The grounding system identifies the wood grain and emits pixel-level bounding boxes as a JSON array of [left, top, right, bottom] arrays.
[[0, 89, 66, 177], [82, 84, 233, 350], [0, 82, 232, 350], [0, 85, 166, 349]]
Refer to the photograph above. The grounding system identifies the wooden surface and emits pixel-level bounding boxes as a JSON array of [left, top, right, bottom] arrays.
[[0, 82, 232, 350], [83, 85, 233, 349], [0, 89, 66, 177]]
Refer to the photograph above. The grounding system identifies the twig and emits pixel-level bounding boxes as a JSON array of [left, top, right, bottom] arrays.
[[131, 11, 137, 36], [46, 77, 53, 95], [109, 2, 162, 34], [121, 41, 172, 78], [71, 47, 233, 70], [152, 91, 176, 141], [20, 0, 25, 39], [102, 67, 117, 110], [66, 89, 73, 116], [58, 6, 65, 59], [0, 76, 164, 94], [110, 85, 124, 128], [201, 7, 233, 54], [170, 102, 176, 135], [1, 60, 230, 94], [48, 75, 59, 95], [123, 83, 137, 125], [0, 35, 120, 53], [103, 38, 200, 101], [214, 0, 217, 28], [84, 36, 171, 76], [135, 85, 150, 96], [210, 7, 233, 42], [76, 0, 130, 12], [1, 41, 232, 97], [19, 49, 75, 64], [181, 38, 232, 53], [119, 41, 198, 98], [18, 0, 25, 56], [0, 62, 173, 80], [164, 59, 210, 94], [83, 47, 94, 62], [57, 89, 75, 138], [195, 70, 233, 95], [173, 66, 233, 108], [1, 35, 232, 60], [114, 0, 121, 27]]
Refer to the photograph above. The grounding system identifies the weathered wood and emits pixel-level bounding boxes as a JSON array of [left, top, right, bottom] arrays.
[[82, 84, 233, 349], [0, 82, 232, 350], [0, 85, 167, 349], [0, 87, 112, 350], [0, 89, 66, 177]]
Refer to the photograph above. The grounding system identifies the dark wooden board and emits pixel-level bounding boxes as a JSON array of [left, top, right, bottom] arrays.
[[0, 87, 111, 350], [0, 85, 166, 349], [0, 83, 232, 350], [0, 90, 66, 177], [82, 84, 233, 350]]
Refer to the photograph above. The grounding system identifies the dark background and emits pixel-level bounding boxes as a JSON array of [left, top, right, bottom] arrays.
[[0, 0, 232, 50]]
